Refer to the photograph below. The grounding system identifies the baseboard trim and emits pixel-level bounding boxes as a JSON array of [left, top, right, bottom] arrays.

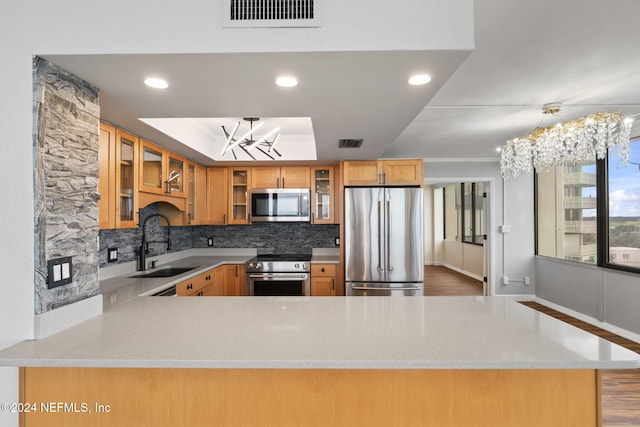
[[533, 297, 640, 345], [441, 263, 483, 282]]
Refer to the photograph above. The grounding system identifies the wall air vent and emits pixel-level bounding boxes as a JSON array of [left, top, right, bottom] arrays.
[[223, 0, 321, 28], [338, 139, 363, 149]]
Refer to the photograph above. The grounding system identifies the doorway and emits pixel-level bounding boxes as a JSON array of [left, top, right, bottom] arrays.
[[423, 178, 494, 296]]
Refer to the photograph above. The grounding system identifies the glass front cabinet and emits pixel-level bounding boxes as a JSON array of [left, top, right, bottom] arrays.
[[228, 167, 251, 224], [98, 123, 139, 229], [311, 166, 335, 224], [139, 140, 186, 198]]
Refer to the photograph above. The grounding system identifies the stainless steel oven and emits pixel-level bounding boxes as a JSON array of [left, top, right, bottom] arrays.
[[246, 254, 311, 296]]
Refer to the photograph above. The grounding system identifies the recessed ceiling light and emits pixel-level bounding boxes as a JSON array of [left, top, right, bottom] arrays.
[[408, 74, 432, 86], [144, 77, 168, 89], [276, 76, 298, 88]]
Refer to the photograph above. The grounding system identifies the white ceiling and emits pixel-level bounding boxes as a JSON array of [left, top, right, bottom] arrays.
[[43, 0, 640, 165]]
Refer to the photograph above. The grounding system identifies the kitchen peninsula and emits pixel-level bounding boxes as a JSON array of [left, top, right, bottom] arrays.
[[1, 290, 639, 426]]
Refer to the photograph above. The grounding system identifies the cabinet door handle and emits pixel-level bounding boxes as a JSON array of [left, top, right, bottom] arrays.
[[331, 278, 335, 291], [187, 283, 193, 290], [321, 267, 325, 272]]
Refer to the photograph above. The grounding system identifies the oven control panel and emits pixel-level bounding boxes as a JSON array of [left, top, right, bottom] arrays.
[[247, 260, 310, 273]]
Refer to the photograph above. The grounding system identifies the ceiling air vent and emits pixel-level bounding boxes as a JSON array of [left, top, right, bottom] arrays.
[[338, 139, 363, 149], [223, 0, 321, 28]]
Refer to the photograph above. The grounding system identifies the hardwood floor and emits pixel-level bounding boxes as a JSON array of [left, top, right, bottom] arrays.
[[520, 302, 640, 427], [424, 265, 484, 296], [423, 266, 640, 427]]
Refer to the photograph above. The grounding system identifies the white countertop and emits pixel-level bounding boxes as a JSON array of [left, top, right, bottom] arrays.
[[99, 254, 255, 310], [1, 296, 639, 369]]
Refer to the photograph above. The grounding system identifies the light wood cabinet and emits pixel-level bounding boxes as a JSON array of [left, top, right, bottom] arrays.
[[176, 269, 216, 296], [343, 159, 423, 186], [98, 122, 116, 229], [311, 264, 337, 296], [139, 140, 187, 198], [220, 264, 246, 296], [229, 168, 251, 224], [174, 265, 246, 296], [101, 127, 139, 229], [311, 166, 336, 224], [251, 166, 310, 188], [206, 167, 228, 225], [21, 367, 601, 427], [187, 162, 208, 225]]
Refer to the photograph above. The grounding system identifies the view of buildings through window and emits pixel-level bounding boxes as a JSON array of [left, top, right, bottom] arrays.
[[537, 158, 597, 264], [608, 139, 640, 269], [536, 138, 640, 273]]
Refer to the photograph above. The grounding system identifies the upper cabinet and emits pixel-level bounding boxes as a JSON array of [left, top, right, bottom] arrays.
[[99, 122, 140, 229], [139, 140, 186, 198], [206, 167, 228, 225], [251, 166, 310, 189], [343, 159, 423, 186], [311, 166, 336, 224], [98, 122, 116, 229], [187, 162, 208, 225], [229, 167, 251, 224], [99, 121, 343, 228]]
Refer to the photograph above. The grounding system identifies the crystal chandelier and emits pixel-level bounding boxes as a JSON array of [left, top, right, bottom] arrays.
[[500, 108, 634, 179], [220, 117, 281, 160]]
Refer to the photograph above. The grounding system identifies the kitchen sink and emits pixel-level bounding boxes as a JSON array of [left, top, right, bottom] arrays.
[[129, 267, 197, 279]]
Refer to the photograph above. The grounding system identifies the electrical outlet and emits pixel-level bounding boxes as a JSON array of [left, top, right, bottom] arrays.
[[207, 238, 214, 247], [502, 276, 509, 285], [524, 277, 531, 285], [47, 256, 73, 289], [108, 247, 118, 262]]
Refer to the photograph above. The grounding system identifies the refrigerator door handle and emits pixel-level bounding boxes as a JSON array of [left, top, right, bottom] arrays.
[[377, 200, 383, 272], [386, 190, 393, 272]]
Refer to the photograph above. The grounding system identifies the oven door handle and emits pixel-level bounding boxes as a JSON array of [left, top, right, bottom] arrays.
[[350, 286, 422, 291], [249, 274, 309, 280]]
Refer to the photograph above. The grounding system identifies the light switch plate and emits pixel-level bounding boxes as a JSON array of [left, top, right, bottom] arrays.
[[207, 238, 214, 247], [47, 256, 73, 289]]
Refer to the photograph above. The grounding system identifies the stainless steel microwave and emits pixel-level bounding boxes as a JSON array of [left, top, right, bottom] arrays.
[[250, 188, 310, 222]]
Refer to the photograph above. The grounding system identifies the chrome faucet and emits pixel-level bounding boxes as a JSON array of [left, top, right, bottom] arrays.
[[138, 213, 172, 271]]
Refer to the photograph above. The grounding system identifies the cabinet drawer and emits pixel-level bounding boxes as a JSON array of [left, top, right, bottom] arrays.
[[311, 264, 336, 277], [176, 269, 215, 296]]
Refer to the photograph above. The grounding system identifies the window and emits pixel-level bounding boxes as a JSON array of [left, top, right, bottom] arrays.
[[607, 139, 640, 270], [536, 157, 597, 264], [462, 183, 474, 243], [444, 182, 485, 245], [463, 182, 486, 245], [536, 137, 640, 274]]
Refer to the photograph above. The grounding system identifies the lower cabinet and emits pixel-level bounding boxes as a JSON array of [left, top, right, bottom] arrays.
[[176, 269, 215, 296], [175, 264, 246, 296], [220, 264, 246, 296], [311, 264, 337, 296]]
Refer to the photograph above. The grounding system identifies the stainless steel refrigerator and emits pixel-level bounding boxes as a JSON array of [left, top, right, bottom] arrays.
[[344, 187, 423, 296]]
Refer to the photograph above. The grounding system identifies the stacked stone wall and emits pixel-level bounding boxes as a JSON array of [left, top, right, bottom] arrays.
[[34, 57, 100, 313]]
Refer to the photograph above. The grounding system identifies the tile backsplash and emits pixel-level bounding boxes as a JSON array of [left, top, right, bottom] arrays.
[[99, 220, 339, 267]]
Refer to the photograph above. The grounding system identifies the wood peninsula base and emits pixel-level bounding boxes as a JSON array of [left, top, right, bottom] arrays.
[[20, 367, 601, 426]]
